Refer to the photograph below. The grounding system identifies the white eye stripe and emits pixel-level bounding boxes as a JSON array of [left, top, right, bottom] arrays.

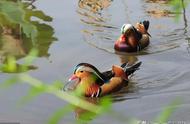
[[76, 66, 94, 73], [121, 24, 133, 34], [76, 66, 105, 81]]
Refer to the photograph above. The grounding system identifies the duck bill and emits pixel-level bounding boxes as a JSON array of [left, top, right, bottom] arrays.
[[69, 74, 78, 81], [63, 74, 79, 91]]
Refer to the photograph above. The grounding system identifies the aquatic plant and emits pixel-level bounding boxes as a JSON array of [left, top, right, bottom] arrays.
[[169, 0, 190, 20]]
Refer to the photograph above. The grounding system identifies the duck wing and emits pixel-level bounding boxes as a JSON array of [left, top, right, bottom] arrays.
[[101, 61, 141, 81], [123, 61, 142, 76], [102, 70, 114, 81]]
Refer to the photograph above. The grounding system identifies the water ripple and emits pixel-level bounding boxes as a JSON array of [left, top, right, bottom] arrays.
[[78, 0, 190, 55]]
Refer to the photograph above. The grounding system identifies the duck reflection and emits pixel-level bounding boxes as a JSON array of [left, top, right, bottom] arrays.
[[119, 55, 138, 66], [74, 97, 100, 121], [115, 51, 138, 66], [73, 87, 139, 121], [114, 54, 139, 101]]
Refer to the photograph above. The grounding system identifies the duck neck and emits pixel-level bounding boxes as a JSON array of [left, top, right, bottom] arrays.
[[126, 35, 138, 48], [80, 75, 97, 87], [77, 75, 101, 97]]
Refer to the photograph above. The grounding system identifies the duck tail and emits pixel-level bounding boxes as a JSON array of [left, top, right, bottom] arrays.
[[121, 61, 142, 76], [140, 20, 151, 37], [142, 20, 149, 31]]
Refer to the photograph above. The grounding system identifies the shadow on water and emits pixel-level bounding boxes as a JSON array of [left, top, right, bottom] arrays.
[[0, 0, 57, 73], [77, 0, 190, 55]]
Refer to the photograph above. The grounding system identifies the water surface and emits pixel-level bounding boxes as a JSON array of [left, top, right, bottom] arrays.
[[0, 0, 190, 123]]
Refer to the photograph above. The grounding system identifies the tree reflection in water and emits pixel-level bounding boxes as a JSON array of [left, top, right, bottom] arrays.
[[0, 0, 57, 73]]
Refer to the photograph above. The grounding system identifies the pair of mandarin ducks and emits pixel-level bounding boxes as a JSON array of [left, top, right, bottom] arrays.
[[65, 20, 151, 97]]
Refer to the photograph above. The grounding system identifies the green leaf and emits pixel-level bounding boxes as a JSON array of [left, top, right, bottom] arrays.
[[169, 0, 190, 20], [99, 96, 112, 112], [0, 56, 17, 73], [52, 80, 64, 90], [0, 76, 19, 88], [155, 98, 182, 123], [18, 74, 107, 114], [48, 105, 73, 124], [22, 48, 38, 65], [18, 86, 46, 106]]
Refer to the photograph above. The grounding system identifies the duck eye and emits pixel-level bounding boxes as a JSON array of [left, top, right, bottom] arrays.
[[80, 71, 83, 73]]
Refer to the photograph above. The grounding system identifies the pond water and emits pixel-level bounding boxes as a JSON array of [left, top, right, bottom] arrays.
[[0, 0, 190, 123]]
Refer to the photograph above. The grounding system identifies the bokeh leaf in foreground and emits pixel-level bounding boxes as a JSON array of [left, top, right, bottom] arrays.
[[155, 98, 181, 123], [48, 105, 73, 124]]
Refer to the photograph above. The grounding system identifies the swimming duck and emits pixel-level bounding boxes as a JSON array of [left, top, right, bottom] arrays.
[[114, 20, 151, 52], [65, 62, 141, 97]]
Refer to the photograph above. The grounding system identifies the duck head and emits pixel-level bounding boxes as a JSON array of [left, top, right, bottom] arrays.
[[69, 63, 107, 85], [120, 24, 142, 48], [67, 63, 107, 97], [121, 24, 133, 35]]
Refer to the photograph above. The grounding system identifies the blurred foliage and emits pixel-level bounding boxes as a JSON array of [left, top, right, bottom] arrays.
[[1, 68, 113, 124], [48, 105, 74, 124], [155, 98, 181, 123], [0, 48, 38, 72], [0, 51, 113, 123], [145, 0, 189, 19], [0, 52, 181, 124], [169, 0, 190, 19], [169, 0, 189, 12]]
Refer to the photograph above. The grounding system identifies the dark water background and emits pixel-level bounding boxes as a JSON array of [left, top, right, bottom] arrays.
[[0, 0, 190, 123]]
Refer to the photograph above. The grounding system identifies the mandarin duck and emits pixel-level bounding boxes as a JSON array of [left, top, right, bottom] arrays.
[[64, 62, 141, 97], [114, 20, 151, 52]]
